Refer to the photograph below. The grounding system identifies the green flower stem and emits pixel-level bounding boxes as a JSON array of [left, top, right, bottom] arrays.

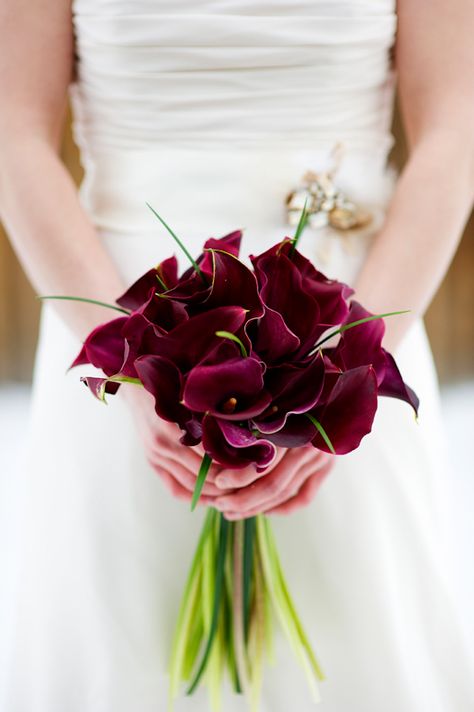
[[37, 295, 130, 314], [243, 517, 256, 641], [257, 516, 322, 702], [187, 514, 229, 695], [168, 508, 216, 709], [265, 520, 325, 683], [224, 526, 242, 694], [248, 544, 266, 712], [233, 521, 251, 698], [202, 515, 221, 711]]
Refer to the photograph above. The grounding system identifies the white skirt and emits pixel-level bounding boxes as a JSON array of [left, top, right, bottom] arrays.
[[1, 145, 472, 711]]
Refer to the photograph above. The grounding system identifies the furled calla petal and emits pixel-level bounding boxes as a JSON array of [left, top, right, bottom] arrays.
[[139, 292, 189, 332], [183, 357, 271, 420], [262, 415, 316, 448], [251, 241, 352, 331], [282, 242, 352, 327], [80, 376, 121, 402], [250, 305, 300, 364], [116, 255, 179, 310], [203, 249, 264, 318], [202, 415, 276, 470], [330, 301, 387, 383], [204, 230, 242, 257], [254, 353, 325, 433], [70, 316, 129, 375], [379, 350, 419, 416], [134, 354, 190, 425], [254, 252, 321, 357], [310, 365, 378, 454], [151, 306, 248, 372]]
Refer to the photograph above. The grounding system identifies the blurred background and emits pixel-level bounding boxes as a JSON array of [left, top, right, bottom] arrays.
[[0, 102, 473, 646]]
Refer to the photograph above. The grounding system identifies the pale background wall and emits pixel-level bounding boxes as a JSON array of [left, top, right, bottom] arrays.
[[0, 105, 473, 383]]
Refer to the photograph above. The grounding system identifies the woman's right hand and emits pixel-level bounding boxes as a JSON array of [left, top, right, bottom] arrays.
[[123, 385, 232, 506]]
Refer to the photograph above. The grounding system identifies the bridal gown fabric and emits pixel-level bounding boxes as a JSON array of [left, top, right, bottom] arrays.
[[1, 1, 473, 710]]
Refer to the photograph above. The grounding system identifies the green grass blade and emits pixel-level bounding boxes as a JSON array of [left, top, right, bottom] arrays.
[[215, 331, 248, 358], [312, 310, 410, 351], [37, 295, 130, 314], [191, 454, 213, 512], [290, 196, 310, 256], [146, 202, 205, 283], [305, 414, 336, 454]]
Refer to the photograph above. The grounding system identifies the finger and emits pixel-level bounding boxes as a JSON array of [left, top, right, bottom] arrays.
[[149, 436, 222, 484], [214, 447, 319, 515], [221, 456, 323, 520], [267, 464, 332, 515], [150, 463, 215, 509], [148, 454, 227, 497], [147, 437, 221, 483], [266, 457, 333, 515], [214, 446, 287, 490]]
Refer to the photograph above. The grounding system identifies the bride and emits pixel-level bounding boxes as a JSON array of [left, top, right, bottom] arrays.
[[1, 1, 473, 710]]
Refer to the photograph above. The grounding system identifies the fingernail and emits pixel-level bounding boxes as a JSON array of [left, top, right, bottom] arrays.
[[215, 476, 229, 489]]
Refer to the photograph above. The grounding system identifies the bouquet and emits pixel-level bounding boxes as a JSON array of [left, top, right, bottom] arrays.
[[44, 204, 418, 710]]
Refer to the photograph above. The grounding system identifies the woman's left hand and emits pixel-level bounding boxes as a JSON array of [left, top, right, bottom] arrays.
[[212, 447, 334, 520]]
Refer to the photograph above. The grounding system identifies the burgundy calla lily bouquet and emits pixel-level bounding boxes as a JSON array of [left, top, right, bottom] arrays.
[[44, 204, 418, 710]]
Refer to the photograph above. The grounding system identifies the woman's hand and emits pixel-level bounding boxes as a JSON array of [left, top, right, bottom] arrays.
[[212, 447, 334, 520], [123, 385, 230, 505], [124, 385, 333, 517]]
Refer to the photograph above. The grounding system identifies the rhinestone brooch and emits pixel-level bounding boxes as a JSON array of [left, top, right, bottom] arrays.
[[285, 169, 372, 232]]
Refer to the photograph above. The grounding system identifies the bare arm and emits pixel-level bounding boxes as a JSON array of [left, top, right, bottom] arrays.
[[0, 0, 125, 339], [354, 0, 474, 352]]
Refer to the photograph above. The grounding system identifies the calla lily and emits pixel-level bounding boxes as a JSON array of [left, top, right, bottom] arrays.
[[183, 357, 271, 421], [252, 251, 321, 358], [254, 353, 325, 434], [117, 255, 179, 310], [309, 365, 378, 454], [70, 316, 129, 375], [202, 415, 276, 470], [135, 354, 190, 426], [70, 230, 419, 472], [330, 301, 419, 415]]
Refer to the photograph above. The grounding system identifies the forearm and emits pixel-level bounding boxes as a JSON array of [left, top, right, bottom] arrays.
[[0, 136, 125, 340], [354, 129, 474, 352]]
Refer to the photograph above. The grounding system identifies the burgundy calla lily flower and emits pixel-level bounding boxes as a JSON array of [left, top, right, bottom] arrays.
[[72, 231, 419, 476], [329, 301, 419, 415], [183, 356, 271, 421], [202, 415, 276, 470]]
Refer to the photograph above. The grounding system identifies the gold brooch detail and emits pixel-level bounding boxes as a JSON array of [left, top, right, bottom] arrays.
[[285, 146, 372, 232]]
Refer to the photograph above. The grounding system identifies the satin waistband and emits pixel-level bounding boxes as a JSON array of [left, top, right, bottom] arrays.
[[78, 143, 396, 237]]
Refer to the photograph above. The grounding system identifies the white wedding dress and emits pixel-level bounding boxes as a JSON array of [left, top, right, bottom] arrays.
[[1, 1, 473, 710]]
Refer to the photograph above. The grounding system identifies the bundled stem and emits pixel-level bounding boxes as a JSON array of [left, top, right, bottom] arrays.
[[168, 511, 324, 710]]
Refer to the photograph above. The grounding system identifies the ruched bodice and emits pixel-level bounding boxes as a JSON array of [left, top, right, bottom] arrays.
[[69, 0, 398, 252], [70, 0, 397, 154]]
